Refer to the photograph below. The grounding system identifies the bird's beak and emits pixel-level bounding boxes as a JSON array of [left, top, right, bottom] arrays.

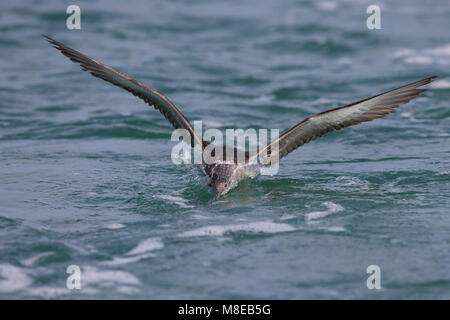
[[214, 190, 223, 200]]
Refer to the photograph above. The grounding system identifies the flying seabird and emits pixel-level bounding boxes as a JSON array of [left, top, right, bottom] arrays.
[[44, 36, 437, 199]]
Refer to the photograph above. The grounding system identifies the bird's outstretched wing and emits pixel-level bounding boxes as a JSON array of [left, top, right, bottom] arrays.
[[250, 76, 437, 165], [44, 35, 203, 147]]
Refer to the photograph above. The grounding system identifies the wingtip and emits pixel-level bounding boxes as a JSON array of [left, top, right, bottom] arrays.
[[425, 75, 438, 84], [415, 75, 438, 88], [42, 35, 60, 47], [422, 75, 438, 88]]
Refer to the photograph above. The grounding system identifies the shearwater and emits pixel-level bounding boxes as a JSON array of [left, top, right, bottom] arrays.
[[44, 36, 437, 199]]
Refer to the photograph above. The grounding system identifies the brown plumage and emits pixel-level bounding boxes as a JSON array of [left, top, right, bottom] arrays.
[[249, 76, 437, 165], [44, 35, 436, 198], [44, 35, 202, 148]]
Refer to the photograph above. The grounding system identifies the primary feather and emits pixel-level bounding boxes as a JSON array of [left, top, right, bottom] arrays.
[[251, 76, 437, 165], [44, 35, 203, 147]]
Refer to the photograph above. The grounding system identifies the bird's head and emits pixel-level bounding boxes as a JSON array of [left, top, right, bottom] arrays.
[[210, 164, 236, 199], [213, 179, 231, 199]]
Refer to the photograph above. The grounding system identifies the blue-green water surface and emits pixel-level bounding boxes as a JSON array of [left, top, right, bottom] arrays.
[[0, 0, 449, 299]]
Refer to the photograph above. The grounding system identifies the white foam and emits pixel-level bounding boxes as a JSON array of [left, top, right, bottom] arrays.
[[316, 1, 337, 11], [100, 237, 163, 266], [394, 49, 414, 58], [336, 176, 369, 188], [259, 166, 278, 176], [203, 120, 226, 127], [105, 223, 125, 230], [0, 264, 32, 293], [430, 80, 450, 89], [156, 194, 193, 208], [428, 44, 450, 57], [404, 56, 433, 64], [337, 57, 352, 65], [179, 221, 295, 237], [394, 44, 450, 65], [82, 266, 140, 286], [324, 226, 346, 232], [279, 214, 297, 221], [254, 94, 273, 103], [116, 285, 140, 295], [101, 253, 154, 266], [311, 98, 334, 106], [28, 287, 67, 298], [28, 286, 97, 298], [21, 252, 54, 267], [126, 237, 164, 256], [192, 214, 209, 220], [305, 201, 344, 221]]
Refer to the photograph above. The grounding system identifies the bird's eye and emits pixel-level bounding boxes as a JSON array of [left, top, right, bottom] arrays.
[[224, 183, 228, 188]]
